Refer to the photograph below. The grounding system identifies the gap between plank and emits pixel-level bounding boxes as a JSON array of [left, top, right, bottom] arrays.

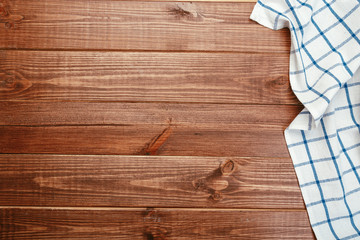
[[0, 48, 288, 55], [0, 206, 305, 212], [0, 100, 302, 106]]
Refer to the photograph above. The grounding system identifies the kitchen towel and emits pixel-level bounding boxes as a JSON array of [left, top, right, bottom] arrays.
[[250, 1, 360, 239]]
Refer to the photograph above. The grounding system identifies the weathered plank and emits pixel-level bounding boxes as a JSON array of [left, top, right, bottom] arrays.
[[0, 50, 297, 104], [0, 102, 302, 156], [0, 154, 304, 208], [0, 102, 302, 126], [0, 124, 288, 156], [0, 1, 289, 52], [0, 207, 314, 240]]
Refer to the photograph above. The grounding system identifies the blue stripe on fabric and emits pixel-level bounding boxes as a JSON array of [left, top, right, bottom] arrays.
[[348, 81, 360, 87], [300, 164, 360, 188], [288, 122, 360, 148], [285, 0, 342, 102], [299, 111, 311, 115], [290, 3, 360, 54], [285, 0, 304, 35], [336, 132, 360, 185], [288, 133, 336, 148], [293, 142, 360, 168], [323, 0, 360, 46], [285, 0, 350, 94], [290, 52, 360, 101], [300, 85, 338, 105], [288, 101, 360, 149], [257, 0, 330, 103], [294, 156, 334, 168], [301, 45, 342, 89], [307, 187, 360, 208], [337, 103, 360, 111], [300, 176, 339, 188], [301, 130, 340, 239], [320, 118, 360, 235], [344, 83, 360, 133], [312, 209, 360, 229], [290, 29, 360, 76]]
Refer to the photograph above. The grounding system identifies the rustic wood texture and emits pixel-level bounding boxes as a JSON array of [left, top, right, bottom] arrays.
[[0, 0, 315, 238], [0, 50, 298, 104], [0, 207, 314, 240], [0, 103, 302, 156], [0, 1, 290, 52], [0, 102, 302, 126], [0, 124, 290, 156], [0, 154, 304, 208]]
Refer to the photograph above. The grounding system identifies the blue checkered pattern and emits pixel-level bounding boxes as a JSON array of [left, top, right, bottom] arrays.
[[250, 1, 360, 239]]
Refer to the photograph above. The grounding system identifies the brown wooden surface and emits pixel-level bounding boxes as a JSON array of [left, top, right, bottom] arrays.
[[0, 50, 298, 104], [0, 154, 304, 208], [0, 103, 301, 156], [0, 207, 313, 240], [0, 1, 289, 52], [0, 102, 302, 126], [0, 0, 314, 238]]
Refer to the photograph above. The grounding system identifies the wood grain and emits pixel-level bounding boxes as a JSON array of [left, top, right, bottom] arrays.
[[0, 0, 310, 237], [0, 102, 302, 126], [0, 124, 288, 156], [0, 102, 302, 156], [0, 207, 314, 240], [0, 154, 304, 208], [0, 50, 298, 104], [0, 1, 290, 52]]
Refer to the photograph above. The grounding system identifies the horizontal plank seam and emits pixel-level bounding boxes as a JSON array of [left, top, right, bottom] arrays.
[[0, 124, 287, 128], [0, 100, 302, 106], [0, 48, 289, 55], [0, 206, 305, 211], [0, 153, 291, 160], [0, 153, 291, 158]]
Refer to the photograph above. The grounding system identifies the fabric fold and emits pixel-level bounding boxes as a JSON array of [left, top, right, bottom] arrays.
[[250, 1, 360, 239], [250, 0, 360, 129]]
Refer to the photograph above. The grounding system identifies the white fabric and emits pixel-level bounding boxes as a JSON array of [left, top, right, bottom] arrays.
[[250, 1, 360, 239]]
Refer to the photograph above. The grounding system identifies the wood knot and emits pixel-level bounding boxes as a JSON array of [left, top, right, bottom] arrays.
[[192, 177, 207, 191], [210, 190, 223, 201], [0, 70, 32, 98], [220, 159, 235, 176], [143, 208, 161, 223], [0, 75, 14, 88], [266, 76, 288, 88], [168, 2, 202, 20], [0, 0, 24, 29], [139, 119, 173, 155], [143, 208, 168, 240], [144, 226, 168, 240]]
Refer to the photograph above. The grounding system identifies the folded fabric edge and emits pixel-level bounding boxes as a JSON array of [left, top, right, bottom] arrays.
[[249, 1, 277, 30]]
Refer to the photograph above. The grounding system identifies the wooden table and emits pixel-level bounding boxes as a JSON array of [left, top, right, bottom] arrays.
[[0, 0, 316, 239]]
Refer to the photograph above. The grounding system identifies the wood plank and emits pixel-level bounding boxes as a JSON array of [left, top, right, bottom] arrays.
[[0, 102, 302, 126], [0, 103, 302, 156], [0, 50, 297, 104], [0, 124, 290, 156], [0, 154, 304, 208], [0, 1, 290, 52], [0, 207, 314, 239]]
